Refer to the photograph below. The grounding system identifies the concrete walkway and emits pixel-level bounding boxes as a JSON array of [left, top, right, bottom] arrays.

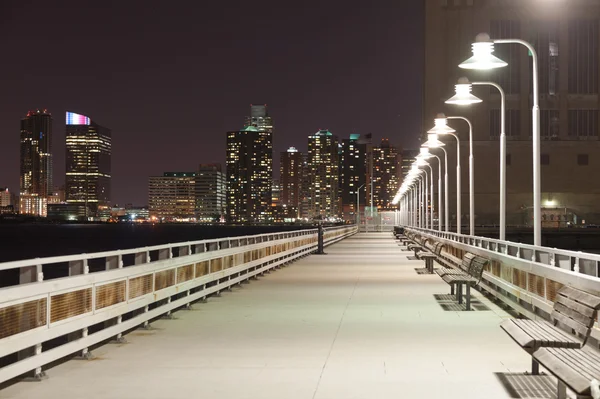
[[2, 233, 558, 399]]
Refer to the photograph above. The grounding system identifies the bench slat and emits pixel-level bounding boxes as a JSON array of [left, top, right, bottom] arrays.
[[559, 286, 600, 309], [533, 320, 582, 347], [552, 347, 600, 376], [522, 319, 580, 347], [551, 311, 590, 337], [554, 302, 595, 328], [534, 348, 600, 395], [555, 294, 596, 318]]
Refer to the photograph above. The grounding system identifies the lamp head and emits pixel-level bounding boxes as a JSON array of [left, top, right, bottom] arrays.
[[445, 77, 483, 105], [427, 113, 456, 134], [459, 33, 508, 70], [418, 147, 432, 159], [415, 158, 429, 167], [423, 133, 446, 149]]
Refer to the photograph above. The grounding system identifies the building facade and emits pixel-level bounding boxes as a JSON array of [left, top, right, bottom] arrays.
[[226, 125, 273, 223], [339, 134, 367, 222], [400, 149, 419, 184], [196, 164, 226, 222], [0, 188, 11, 207], [425, 0, 600, 226], [65, 112, 111, 217], [372, 138, 401, 211], [0, 187, 13, 214], [148, 172, 197, 221], [280, 147, 302, 213], [20, 109, 53, 216], [307, 129, 340, 219]]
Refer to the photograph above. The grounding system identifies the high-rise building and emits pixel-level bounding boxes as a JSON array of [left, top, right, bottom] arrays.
[[280, 147, 302, 212], [307, 129, 340, 219], [400, 149, 418, 184], [148, 172, 197, 221], [339, 134, 367, 221], [244, 104, 273, 134], [372, 138, 400, 211], [19, 109, 52, 216], [226, 125, 272, 223], [271, 179, 281, 207], [65, 112, 111, 217], [0, 187, 14, 214], [425, 0, 600, 225], [196, 164, 226, 222], [299, 153, 311, 220], [0, 188, 11, 207]]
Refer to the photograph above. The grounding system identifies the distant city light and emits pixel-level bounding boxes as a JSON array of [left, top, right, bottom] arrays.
[[66, 112, 90, 125]]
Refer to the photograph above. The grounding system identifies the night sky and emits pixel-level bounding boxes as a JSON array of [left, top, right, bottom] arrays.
[[0, 1, 423, 206]]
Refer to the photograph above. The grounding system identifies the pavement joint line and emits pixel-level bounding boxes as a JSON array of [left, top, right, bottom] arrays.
[[311, 256, 362, 399]]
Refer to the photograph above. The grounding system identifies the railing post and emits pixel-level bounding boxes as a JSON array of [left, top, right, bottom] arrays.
[[106, 254, 122, 270], [19, 262, 46, 380], [315, 223, 325, 255], [20, 260, 43, 284]]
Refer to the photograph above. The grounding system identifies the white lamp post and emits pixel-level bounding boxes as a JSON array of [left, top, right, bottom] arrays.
[[428, 116, 463, 234], [415, 158, 434, 230], [423, 134, 448, 232], [429, 113, 475, 236], [459, 32, 541, 246], [418, 147, 442, 231], [356, 183, 366, 228], [446, 76, 507, 240]]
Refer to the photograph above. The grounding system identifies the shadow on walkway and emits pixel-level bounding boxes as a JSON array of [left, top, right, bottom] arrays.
[[433, 293, 492, 311], [495, 372, 557, 399]]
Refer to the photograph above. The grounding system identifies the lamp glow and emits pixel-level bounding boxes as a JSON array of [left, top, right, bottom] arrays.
[[423, 133, 446, 149], [445, 78, 483, 105], [427, 114, 456, 135], [459, 33, 508, 70]]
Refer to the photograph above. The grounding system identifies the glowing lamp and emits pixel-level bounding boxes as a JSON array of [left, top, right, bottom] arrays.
[[427, 113, 456, 135], [459, 33, 508, 70], [445, 77, 483, 105]]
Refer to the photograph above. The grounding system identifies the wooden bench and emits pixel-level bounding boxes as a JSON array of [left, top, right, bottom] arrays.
[[534, 346, 600, 399], [407, 243, 424, 257], [398, 232, 417, 247], [501, 286, 600, 375], [435, 252, 488, 310], [417, 242, 444, 274]]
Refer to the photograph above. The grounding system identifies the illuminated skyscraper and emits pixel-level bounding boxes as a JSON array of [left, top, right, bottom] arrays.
[[372, 138, 400, 211], [280, 147, 302, 211], [307, 129, 339, 219], [148, 172, 197, 221], [19, 109, 53, 216], [339, 134, 367, 221], [244, 104, 273, 134], [226, 125, 272, 223], [65, 112, 111, 216], [400, 149, 418, 183], [196, 164, 226, 221]]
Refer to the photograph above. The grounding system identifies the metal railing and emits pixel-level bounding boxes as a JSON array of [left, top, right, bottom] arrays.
[[405, 226, 600, 344], [0, 225, 357, 383]]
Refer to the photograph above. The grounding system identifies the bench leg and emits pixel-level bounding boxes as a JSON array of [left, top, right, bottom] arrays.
[[450, 284, 455, 296], [557, 380, 567, 399], [531, 358, 540, 376], [465, 285, 471, 311], [457, 283, 463, 304], [427, 259, 433, 274]]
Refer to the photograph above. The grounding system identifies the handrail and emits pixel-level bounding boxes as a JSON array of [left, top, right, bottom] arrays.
[[407, 226, 600, 278], [0, 228, 321, 272], [0, 225, 358, 383], [403, 226, 600, 342]]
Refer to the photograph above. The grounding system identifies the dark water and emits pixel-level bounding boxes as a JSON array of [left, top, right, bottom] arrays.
[[0, 223, 312, 263], [0, 223, 318, 288]]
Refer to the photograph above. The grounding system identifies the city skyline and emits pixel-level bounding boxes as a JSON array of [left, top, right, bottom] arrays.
[[0, 1, 423, 206]]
